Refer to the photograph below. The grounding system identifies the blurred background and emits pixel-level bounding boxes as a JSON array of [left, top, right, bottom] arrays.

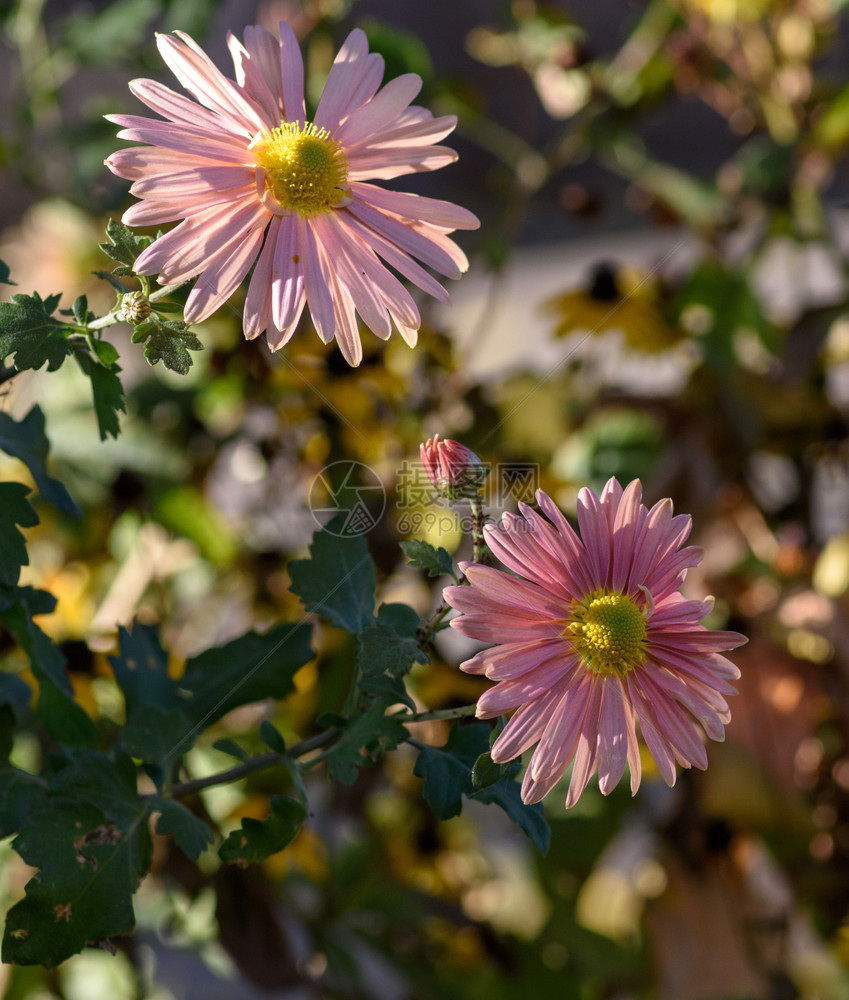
[[3, 0, 849, 997]]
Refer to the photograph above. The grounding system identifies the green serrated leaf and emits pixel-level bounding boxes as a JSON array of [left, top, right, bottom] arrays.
[[413, 722, 489, 820], [358, 604, 427, 680], [325, 703, 407, 785], [218, 795, 306, 866], [259, 720, 287, 755], [359, 673, 415, 710], [289, 524, 376, 633], [99, 219, 152, 269], [74, 352, 125, 441], [179, 624, 314, 735], [109, 626, 189, 765], [400, 539, 456, 579], [135, 320, 203, 375], [0, 405, 80, 514], [0, 293, 73, 372], [0, 483, 38, 587], [0, 260, 15, 285], [152, 797, 214, 861], [2, 752, 151, 967], [472, 780, 550, 854]]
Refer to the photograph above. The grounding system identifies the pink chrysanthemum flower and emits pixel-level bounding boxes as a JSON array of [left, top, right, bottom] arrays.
[[105, 24, 479, 365], [444, 479, 746, 809]]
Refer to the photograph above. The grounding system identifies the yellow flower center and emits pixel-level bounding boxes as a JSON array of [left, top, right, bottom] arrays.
[[254, 122, 348, 216], [566, 591, 647, 677]]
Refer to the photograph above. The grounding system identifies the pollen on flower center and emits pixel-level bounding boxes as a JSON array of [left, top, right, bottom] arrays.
[[254, 122, 348, 216], [567, 591, 647, 677]]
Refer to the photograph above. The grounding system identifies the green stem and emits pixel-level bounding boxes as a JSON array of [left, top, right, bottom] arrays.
[[393, 704, 478, 724], [470, 496, 487, 564], [164, 728, 338, 799]]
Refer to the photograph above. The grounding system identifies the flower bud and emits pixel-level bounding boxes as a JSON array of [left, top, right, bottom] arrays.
[[420, 435, 488, 500], [120, 290, 152, 325]]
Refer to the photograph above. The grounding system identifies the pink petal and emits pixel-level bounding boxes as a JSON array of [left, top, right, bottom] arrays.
[[460, 639, 570, 681], [350, 182, 479, 230], [314, 29, 382, 132], [183, 224, 265, 323], [128, 78, 252, 137], [271, 214, 305, 333], [476, 657, 575, 718], [277, 22, 306, 124], [596, 677, 632, 795], [336, 73, 422, 147], [157, 31, 265, 134], [243, 216, 281, 339], [346, 198, 465, 277], [227, 26, 282, 128]]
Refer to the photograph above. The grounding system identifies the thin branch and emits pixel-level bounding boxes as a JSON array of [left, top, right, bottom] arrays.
[[165, 728, 339, 799]]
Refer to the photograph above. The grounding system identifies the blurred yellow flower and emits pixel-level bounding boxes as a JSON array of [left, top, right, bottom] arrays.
[[544, 263, 681, 353]]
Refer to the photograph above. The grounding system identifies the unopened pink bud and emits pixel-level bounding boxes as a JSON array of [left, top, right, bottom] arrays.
[[420, 435, 488, 500]]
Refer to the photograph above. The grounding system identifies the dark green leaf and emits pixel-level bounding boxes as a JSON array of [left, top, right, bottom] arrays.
[[74, 352, 125, 441], [472, 780, 550, 854], [358, 604, 427, 680], [179, 623, 314, 734], [3, 752, 150, 967], [99, 219, 152, 270], [0, 671, 33, 721], [122, 704, 189, 762], [218, 795, 306, 866], [152, 797, 214, 861], [289, 525, 376, 633], [0, 588, 64, 693], [36, 682, 98, 749], [325, 703, 407, 785], [0, 483, 38, 587], [359, 673, 415, 711], [0, 764, 46, 838], [0, 586, 96, 747], [109, 626, 189, 765], [0, 705, 14, 761], [0, 405, 80, 514], [0, 293, 73, 372], [0, 260, 15, 285], [472, 751, 513, 790], [400, 539, 456, 579], [71, 296, 89, 325], [413, 722, 489, 820], [259, 720, 287, 755], [211, 738, 248, 761], [151, 300, 183, 313]]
